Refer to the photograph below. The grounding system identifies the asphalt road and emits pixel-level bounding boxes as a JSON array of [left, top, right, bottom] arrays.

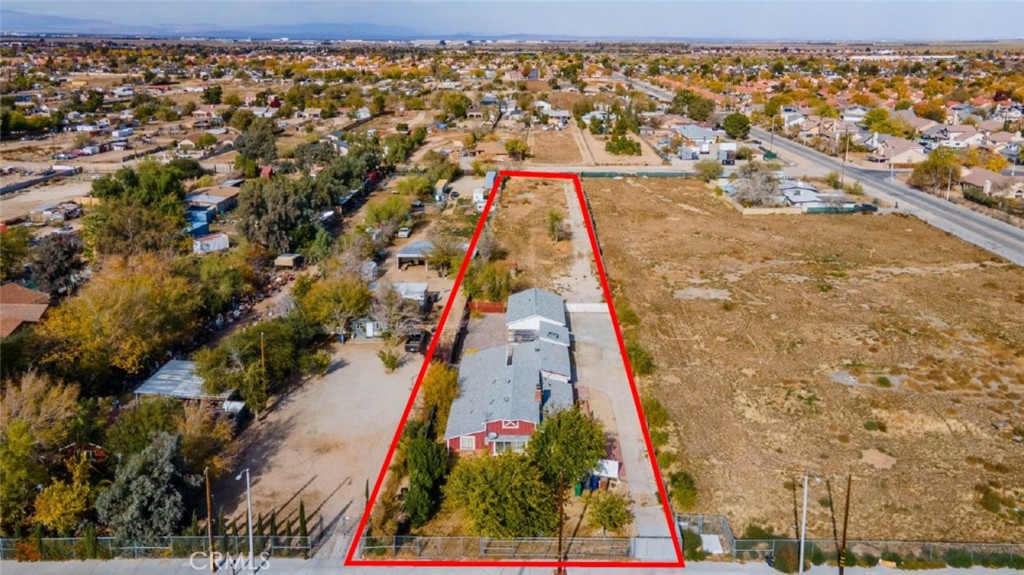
[[750, 126, 1024, 266]]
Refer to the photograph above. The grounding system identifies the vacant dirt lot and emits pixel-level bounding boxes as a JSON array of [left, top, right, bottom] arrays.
[[492, 178, 574, 291], [528, 129, 583, 164], [581, 129, 665, 166], [585, 176, 1024, 542]]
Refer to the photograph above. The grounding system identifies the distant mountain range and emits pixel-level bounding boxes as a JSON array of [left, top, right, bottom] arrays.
[[1, 10, 433, 40], [0, 9, 827, 43]]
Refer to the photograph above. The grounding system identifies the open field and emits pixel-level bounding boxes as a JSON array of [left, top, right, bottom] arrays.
[[527, 129, 583, 164], [585, 176, 1024, 542]]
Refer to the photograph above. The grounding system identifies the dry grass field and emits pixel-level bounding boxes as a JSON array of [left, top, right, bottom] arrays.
[[492, 178, 574, 291], [528, 129, 583, 164], [585, 176, 1024, 542]]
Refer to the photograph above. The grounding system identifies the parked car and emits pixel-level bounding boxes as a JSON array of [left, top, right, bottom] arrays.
[[397, 227, 412, 238], [404, 331, 426, 353]]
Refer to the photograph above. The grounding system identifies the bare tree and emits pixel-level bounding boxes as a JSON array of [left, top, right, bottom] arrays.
[[734, 161, 782, 207], [371, 284, 420, 341], [475, 228, 501, 262]]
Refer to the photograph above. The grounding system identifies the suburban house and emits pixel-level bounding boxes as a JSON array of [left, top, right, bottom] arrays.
[[673, 124, 717, 145], [892, 109, 938, 134], [778, 180, 830, 209], [866, 133, 929, 164], [960, 168, 1024, 199], [444, 287, 575, 455], [842, 105, 870, 124], [0, 283, 51, 339], [185, 182, 243, 213]]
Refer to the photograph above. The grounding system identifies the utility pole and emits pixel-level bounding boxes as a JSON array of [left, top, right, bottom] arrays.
[[838, 474, 853, 575], [946, 165, 953, 201], [840, 125, 850, 189], [555, 470, 566, 575], [798, 473, 809, 575], [770, 114, 777, 153], [205, 467, 215, 575]]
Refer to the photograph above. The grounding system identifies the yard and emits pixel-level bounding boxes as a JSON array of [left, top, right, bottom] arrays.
[[491, 178, 574, 291], [585, 176, 1024, 543], [527, 129, 584, 164]]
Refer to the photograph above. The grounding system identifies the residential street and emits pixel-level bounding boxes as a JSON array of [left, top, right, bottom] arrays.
[[749, 126, 1024, 266], [8, 557, 1024, 575]]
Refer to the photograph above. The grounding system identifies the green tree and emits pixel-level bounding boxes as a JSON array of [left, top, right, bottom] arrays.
[[687, 97, 715, 123], [504, 138, 530, 160], [0, 226, 32, 281], [105, 398, 180, 462], [29, 235, 83, 297], [908, 147, 960, 191], [527, 407, 605, 489], [440, 93, 472, 119], [0, 371, 79, 451], [404, 438, 447, 526], [364, 195, 410, 229], [201, 86, 223, 105], [236, 118, 278, 165], [40, 256, 200, 384], [236, 177, 320, 253], [298, 276, 373, 334], [32, 456, 92, 535], [722, 112, 751, 140], [176, 403, 234, 478], [419, 362, 459, 436], [395, 175, 433, 198], [444, 452, 556, 537], [587, 492, 634, 535], [95, 432, 186, 545], [0, 420, 47, 532], [694, 159, 724, 182], [229, 109, 256, 131]]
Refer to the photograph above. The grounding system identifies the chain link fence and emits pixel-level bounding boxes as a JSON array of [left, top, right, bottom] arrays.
[[0, 517, 324, 562], [679, 513, 1024, 569], [358, 535, 633, 560]]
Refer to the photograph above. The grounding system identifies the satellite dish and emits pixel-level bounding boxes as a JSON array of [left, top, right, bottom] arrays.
[[487, 432, 498, 440]]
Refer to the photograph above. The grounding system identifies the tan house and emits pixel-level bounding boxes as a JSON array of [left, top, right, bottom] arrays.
[[0, 283, 51, 338]]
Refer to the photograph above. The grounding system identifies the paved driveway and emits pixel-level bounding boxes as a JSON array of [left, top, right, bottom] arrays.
[[570, 310, 673, 540]]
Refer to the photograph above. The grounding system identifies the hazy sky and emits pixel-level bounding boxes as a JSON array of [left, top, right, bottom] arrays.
[[5, 1, 1024, 40]]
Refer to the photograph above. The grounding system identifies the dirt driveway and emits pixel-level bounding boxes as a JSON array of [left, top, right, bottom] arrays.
[[215, 340, 426, 555]]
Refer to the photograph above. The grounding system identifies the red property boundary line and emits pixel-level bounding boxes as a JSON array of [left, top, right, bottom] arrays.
[[343, 170, 686, 569]]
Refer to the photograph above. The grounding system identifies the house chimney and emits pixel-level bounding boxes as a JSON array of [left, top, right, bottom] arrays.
[[535, 382, 542, 404]]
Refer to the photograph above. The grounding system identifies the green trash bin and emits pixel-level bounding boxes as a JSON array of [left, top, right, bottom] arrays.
[[574, 482, 583, 496]]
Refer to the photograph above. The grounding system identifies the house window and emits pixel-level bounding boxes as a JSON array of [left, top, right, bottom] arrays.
[[493, 439, 529, 454], [459, 436, 476, 451], [501, 420, 520, 429]]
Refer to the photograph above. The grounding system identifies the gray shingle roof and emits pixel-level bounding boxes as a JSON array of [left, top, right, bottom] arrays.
[[506, 288, 565, 327], [514, 340, 571, 381], [444, 341, 573, 441]]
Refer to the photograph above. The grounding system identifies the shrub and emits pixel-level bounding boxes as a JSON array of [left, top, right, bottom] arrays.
[[881, 550, 904, 567], [656, 449, 677, 470], [650, 429, 669, 448], [626, 338, 655, 376], [681, 529, 708, 561], [864, 420, 887, 432], [741, 523, 777, 540], [642, 396, 670, 429], [876, 376, 892, 387], [378, 349, 401, 372], [844, 549, 859, 567], [668, 471, 697, 511], [810, 544, 826, 565], [773, 541, 801, 573], [861, 553, 880, 567]]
